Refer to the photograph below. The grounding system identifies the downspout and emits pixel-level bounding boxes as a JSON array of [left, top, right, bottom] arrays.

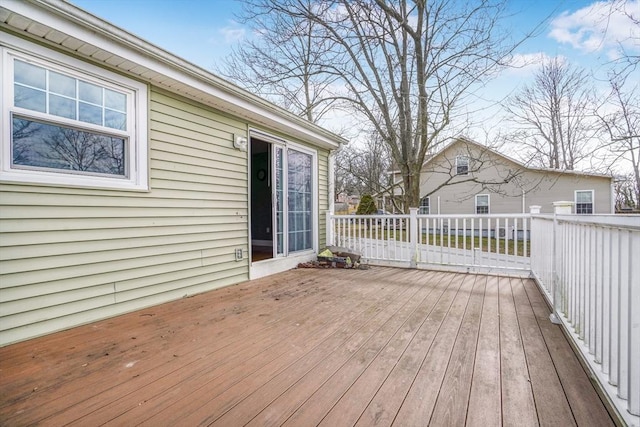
[[610, 178, 615, 214], [328, 149, 336, 214]]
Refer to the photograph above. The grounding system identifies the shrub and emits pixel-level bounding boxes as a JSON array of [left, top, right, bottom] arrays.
[[356, 194, 377, 215]]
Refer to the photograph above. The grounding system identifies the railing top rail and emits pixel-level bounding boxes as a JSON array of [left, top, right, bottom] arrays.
[[416, 214, 531, 219], [330, 213, 531, 219], [534, 214, 640, 230], [331, 214, 411, 219]]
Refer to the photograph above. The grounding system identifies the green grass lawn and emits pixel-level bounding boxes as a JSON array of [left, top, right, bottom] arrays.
[[335, 224, 530, 257]]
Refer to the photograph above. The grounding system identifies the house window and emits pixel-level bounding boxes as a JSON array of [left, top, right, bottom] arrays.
[[475, 194, 490, 214], [419, 196, 430, 214], [2, 39, 148, 190], [575, 190, 594, 214], [456, 155, 469, 175]]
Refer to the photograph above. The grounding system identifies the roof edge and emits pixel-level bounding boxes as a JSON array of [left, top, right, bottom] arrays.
[[16, 0, 347, 149], [393, 136, 612, 180]]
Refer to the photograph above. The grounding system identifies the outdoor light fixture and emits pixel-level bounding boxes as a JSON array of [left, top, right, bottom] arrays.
[[234, 135, 248, 151]]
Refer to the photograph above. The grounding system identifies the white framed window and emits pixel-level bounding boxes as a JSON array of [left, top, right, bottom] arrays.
[[475, 194, 490, 214], [456, 155, 469, 175], [419, 196, 430, 214], [575, 190, 594, 214], [1, 35, 148, 191]]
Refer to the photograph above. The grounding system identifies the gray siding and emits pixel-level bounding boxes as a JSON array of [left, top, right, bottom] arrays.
[[0, 88, 251, 345], [419, 141, 613, 214]]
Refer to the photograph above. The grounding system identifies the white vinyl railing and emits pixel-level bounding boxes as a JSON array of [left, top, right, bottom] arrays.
[[416, 214, 530, 271], [531, 214, 640, 426], [327, 209, 640, 426], [327, 209, 531, 274]]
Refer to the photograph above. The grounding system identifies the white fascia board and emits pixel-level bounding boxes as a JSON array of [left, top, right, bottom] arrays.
[[3, 0, 345, 150]]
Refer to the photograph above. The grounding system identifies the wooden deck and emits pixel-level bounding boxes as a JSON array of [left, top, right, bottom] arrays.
[[0, 267, 614, 426]]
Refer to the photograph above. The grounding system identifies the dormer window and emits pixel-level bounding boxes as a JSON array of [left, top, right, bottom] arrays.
[[456, 155, 469, 175]]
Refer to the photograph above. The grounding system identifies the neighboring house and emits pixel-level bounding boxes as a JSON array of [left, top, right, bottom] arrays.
[[391, 138, 613, 215], [0, 1, 346, 345]]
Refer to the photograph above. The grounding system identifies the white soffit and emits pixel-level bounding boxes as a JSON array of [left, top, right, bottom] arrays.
[[0, 0, 346, 150]]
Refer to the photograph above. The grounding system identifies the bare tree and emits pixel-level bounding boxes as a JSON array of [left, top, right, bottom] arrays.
[[218, 0, 341, 124], [335, 134, 392, 198], [597, 75, 639, 209], [225, 0, 525, 211], [505, 57, 598, 170], [597, 0, 639, 80]]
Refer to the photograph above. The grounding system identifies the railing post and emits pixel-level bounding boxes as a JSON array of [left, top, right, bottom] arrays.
[[550, 201, 573, 325], [409, 207, 418, 268], [326, 210, 333, 248]]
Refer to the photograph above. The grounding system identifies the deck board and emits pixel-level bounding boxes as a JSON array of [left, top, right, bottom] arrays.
[[466, 275, 501, 427], [498, 275, 539, 427], [428, 274, 484, 426], [0, 267, 614, 426], [511, 277, 576, 426]]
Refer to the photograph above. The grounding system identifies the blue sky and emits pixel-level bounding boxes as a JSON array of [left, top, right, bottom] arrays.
[[71, 0, 246, 71], [70, 0, 638, 145], [68, 0, 637, 71]]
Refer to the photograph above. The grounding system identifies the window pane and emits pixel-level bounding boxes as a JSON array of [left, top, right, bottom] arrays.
[[275, 147, 284, 255], [14, 60, 46, 89], [576, 191, 592, 203], [49, 94, 76, 119], [105, 89, 126, 112], [79, 102, 103, 125], [12, 116, 126, 176], [576, 203, 593, 214], [49, 71, 76, 97], [287, 149, 312, 252], [105, 110, 126, 130], [79, 81, 102, 104], [456, 156, 469, 175], [14, 85, 46, 112], [476, 195, 489, 214], [477, 206, 489, 214], [419, 197, 429, 214]]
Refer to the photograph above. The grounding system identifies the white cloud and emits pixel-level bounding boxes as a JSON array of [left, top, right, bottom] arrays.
[[218, 25, 246, 44], [510, 52, 550, 69], [505, 52, 566, 76], [549, 0, 639, 55]]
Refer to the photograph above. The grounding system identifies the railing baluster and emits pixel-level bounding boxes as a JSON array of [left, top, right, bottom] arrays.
[[595, 226, 603, 363], [611, 227, 620, 386], [618, 229, 630, 401], [602, 225, 611, 375]]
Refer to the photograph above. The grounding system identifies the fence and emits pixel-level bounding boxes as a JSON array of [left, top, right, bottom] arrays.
[[327, 209, 531, 274], [327, 209, 640, 426], [531, 213, 640, 426]]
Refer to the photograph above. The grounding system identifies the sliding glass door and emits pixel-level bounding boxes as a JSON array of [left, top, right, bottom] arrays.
[[270, 145, 314, 257]]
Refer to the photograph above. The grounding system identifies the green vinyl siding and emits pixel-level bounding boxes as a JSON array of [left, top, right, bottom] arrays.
[[0, 87, 252, 345], [318, 148, 329, 246]]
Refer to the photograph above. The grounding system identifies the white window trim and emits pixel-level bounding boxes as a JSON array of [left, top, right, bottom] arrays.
[[475, 194, 490, 214], [574, 189, 594, 214], [1, 33, 148, 191], [456, 155, 469, 175]]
